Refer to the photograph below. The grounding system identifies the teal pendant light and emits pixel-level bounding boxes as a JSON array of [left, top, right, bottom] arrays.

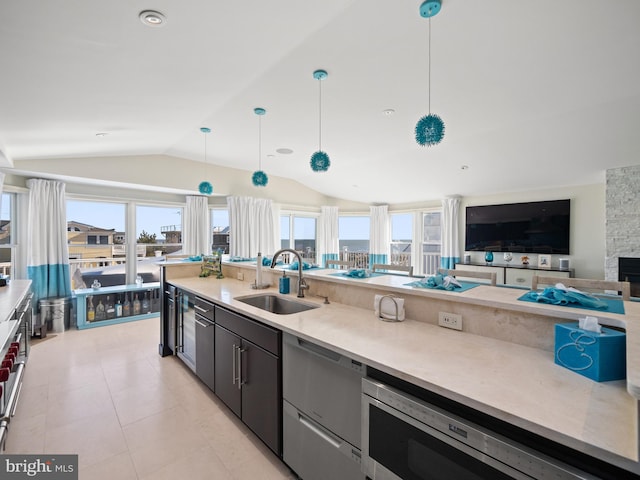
[[252, 107, 268, 187], [310, 69, 331, 172], [198, 127, 213, 195], [415, 0, 445, 147]]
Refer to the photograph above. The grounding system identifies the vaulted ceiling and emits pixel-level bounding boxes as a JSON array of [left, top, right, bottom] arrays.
[[1, 0, 639, 204]]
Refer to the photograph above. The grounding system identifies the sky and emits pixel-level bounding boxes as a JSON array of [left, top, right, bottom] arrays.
[[66, 200, 182, 239], [64, 200, 413, 241], [1, 194, 10, 221]]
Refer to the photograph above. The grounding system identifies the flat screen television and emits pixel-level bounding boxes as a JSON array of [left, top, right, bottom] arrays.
[[465, 199, 570, 254]]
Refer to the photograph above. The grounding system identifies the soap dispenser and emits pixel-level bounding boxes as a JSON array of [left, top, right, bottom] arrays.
[[279, 270, 290, 294]]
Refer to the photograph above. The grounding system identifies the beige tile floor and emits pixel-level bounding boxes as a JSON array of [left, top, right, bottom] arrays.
[[5, 317, 297, 480]]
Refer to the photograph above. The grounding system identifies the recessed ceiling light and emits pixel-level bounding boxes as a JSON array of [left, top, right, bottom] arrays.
[[267, 154, 275, 158], [139, 10, 166, 27], [460, 165, 469, 170], [276, 148, 294, 155], [382, 109, 396, 116], [95, 132, 108, 137]]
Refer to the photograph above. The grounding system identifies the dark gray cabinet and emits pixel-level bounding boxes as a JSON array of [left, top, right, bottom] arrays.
[[164, 284, 176, 355], [214, 325, 242, 416], [195, 296, 215, 392], [214, 306, 281, 455], [159, 272, 176, 356]]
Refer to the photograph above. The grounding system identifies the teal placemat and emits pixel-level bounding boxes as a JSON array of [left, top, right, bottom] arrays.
[[228, 256, 255, 262], [404, 280, 481, 292], [329, 271, 385, 279], [518, 291, 625, 314]]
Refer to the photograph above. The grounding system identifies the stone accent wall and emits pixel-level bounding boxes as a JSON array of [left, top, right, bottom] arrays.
[[605, 165, 640, 281]]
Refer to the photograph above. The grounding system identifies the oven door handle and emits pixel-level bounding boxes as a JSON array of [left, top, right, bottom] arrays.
[[298, 412, 342, 449]]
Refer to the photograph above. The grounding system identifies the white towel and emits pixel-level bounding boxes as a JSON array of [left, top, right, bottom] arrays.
[[374, 294, 405, 321]]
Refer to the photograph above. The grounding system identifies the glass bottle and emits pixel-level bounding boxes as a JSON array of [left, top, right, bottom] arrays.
[[123, 294, 131, 316], [142, 292, 150, 314], [87, 297, 95, 322], [133, 294, 141, 315], [106, 295, 115, 319], [115, 295, 123, 317], [96, 299, 106, 320]]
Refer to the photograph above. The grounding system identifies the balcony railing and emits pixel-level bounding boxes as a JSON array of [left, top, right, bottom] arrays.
[[339, 251, 441, 275], [0, 262, 10, 277]]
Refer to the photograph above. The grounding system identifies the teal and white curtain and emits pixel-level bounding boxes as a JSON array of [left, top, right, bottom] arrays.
[[441, 196, 461, 269], [26, 179, 72, 307], [227, 196, 277, 258], [183, 195, 211, 256], [317, 206, 339, 267], [369, 205, 390, 267]]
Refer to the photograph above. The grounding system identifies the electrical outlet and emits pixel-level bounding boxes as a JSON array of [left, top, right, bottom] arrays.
[[438, 312, 462, 331], [237, 272, 244, 281]]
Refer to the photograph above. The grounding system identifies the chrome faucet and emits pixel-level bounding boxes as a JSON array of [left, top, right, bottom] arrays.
[[270, 248, 308, 298]]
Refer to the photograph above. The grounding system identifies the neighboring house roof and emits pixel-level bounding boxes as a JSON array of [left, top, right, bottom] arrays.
[[67, 220, 115, 232]]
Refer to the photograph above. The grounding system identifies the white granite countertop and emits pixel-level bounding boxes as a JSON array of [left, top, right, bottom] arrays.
[[163, 263, 639, 473]]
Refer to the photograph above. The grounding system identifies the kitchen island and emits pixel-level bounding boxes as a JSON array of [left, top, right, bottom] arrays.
[[160, 260, 640, 476]]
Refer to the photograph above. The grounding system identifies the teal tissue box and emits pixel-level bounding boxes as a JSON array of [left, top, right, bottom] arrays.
[[554, 323, 626, 382]]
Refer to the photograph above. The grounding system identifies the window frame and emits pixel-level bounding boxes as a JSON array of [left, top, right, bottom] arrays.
[[211, 207, 230, 254], [421, 208, 443, 276], [338, 214, 371, 268], [280, 211, 319, 262], [0, 192, 16, 279], [66, 195, 185, 287]]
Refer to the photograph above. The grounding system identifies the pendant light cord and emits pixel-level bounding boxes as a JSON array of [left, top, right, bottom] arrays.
[[203, 130, 207, 172], [318, 78, 323, 151], [428, 16, 432, 114], [258, 115, 262, 170]]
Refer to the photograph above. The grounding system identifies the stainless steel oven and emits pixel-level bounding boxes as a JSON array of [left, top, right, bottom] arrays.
[[362, 377, 601, 480]]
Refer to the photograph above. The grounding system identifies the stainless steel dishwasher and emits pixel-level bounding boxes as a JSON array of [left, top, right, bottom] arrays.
[[282, 332, 365, 480]]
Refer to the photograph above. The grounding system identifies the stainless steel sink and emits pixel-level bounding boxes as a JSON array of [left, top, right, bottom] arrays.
[[235, 294, 319, 315]]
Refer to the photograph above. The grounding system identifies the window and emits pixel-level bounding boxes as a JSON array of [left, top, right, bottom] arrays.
[[280, 214, 317, 263], [0, 193, 14, 278], [211, 208, 230, 253], [136, 205, 182, 257], [422, 211, 442, 275], [87, 235, 109, 245], [67, 200, 126, 288], [390, 213, 412, 267], [339, 215, 370, 268], [136, 205, 183, 285], [67, 200, 185, 288], [280, 216, 290, 250]]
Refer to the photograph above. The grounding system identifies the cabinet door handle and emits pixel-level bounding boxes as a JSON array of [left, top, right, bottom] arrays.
[[238, 346, 246, 389], [194, 305, 209, 314], [232, 344, 237, 385], [194, 318, 211, 328]]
